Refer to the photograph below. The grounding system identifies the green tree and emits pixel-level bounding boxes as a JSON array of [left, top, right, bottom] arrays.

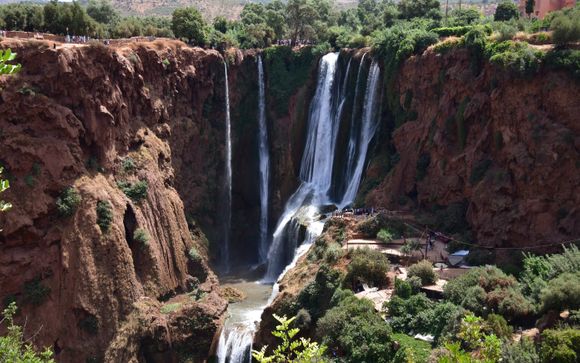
[[171, 7, 208, 45], [86, 0, 119, 24], [213, 16, 228, 33], [286, 0, 318, 44], [0, 303, 55, 362], [398, 0, 442, 20], [252, 314, 328, 363], [494, 1, 519, 21], [400, 238, 423, 258]]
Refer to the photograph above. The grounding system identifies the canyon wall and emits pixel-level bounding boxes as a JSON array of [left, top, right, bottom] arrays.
[[0, 39, 234, 363], [365, 47, 580, 255]]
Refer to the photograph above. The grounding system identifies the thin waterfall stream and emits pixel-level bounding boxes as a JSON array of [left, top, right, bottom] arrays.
[[257, 55, 270, 263], [223, 61, 232, 272], [216, 51, 381, 363]]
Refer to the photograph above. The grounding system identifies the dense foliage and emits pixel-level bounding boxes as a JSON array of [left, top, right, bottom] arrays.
[[0, 303, 55, 362], [344, 247, 390, 289]]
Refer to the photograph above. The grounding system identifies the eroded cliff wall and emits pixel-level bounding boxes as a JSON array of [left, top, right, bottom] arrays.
[[0, 39, 230, 363], [365, 47, 580, 253]]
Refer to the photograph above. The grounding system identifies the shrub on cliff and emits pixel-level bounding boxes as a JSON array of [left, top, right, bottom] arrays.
[[56, 187, 81, 217], [317, 296, 394, 363], [407, 260, 437, 286], [117, 180, 148, 202], [133, 228, 150, 246], [0, 303, 55, 362], [344, 247, 390, 289], [298, 265, 342, 321], [96, 200, 113, 232]]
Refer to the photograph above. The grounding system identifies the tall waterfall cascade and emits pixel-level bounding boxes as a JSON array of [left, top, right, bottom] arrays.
[[257, 56, 270, 263], [264, 52, 382, 282], [216, 51, 382, 363], [223, 61, 232, 272]]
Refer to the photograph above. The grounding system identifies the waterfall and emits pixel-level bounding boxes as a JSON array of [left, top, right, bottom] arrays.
[[264, 52, 381, 282], [342, 53, 367, 194], [216, 324, 254, 363], [223, 61, 232, 271], [299, 52, 342, 199], [339, 60, 382, 208], [257, 55, 270, 263]]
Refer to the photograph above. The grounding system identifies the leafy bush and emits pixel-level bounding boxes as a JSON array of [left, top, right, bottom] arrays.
[[121, 157, 136, 173], [432, 26, 472, 37], [317, 296, 394, 363], [133, 228, 150, 246], [407, 260, 437, 286], [294, 308, 312, 330], [253, 314, 328, 363], [433, 38, 463, 54], [323, 243, 343, 264], [298, 265, 342, 321], [344, 248, 390, 289], [495, 22, 517, 41], [550, 9, 580, 45], [486, 313, 512, 340], [545, 49, 580, 78], [487, 41, 544, 75], [520, 245, 580, 305], [540, 328, 580, 363], [0, 303, 55, 362], [117, 180, 148, 202], [394, 278, 413, 299], [96, 200, 113, 233], [56, 187, 81, 217], [444, 266, 531, 320], [188, 247, 201, 262], [494, 1, 519, 21], [501, 337, 539, 363], [540, 272, 580, 312], [386, 293, 434, 332], [377, 228, 394, 243], [457, 313, 502, 361]]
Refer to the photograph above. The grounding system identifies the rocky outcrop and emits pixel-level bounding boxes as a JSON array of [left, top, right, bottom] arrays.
[[366, 47, 580, 254], [0, 39, 228, 362]]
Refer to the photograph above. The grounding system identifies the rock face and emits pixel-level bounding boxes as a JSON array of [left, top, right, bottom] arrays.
[[366, 48, 580, 253], [0, 39, 229, 362]]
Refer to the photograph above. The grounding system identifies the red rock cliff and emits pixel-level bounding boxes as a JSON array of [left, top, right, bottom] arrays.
[[366, 47, 580, 253], [0, 39, 229, 363]]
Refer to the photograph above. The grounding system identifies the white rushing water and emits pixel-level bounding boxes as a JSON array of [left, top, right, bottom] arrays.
[[339, 60, 382, 208], [257, 56, 270, 263], [223, 61, 232, 272]]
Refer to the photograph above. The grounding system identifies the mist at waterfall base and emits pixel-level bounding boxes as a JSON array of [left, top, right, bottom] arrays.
[[216, 52, 382, 363]]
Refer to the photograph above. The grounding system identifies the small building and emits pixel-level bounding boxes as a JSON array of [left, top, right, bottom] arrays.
[[519, 0, 576, 19], [448, 250, 470, 266]]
